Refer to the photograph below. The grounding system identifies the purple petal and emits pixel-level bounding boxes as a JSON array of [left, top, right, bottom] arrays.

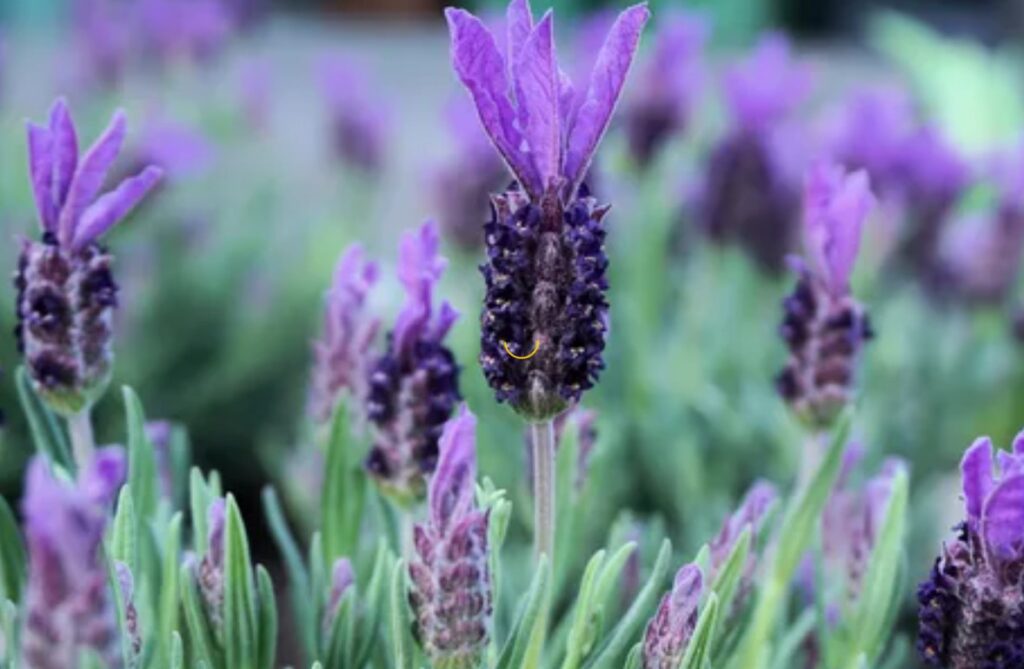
[[393, 221, 447, 355], [81, 446, 127, 506], [982, 473, 1024, 565], [1013, 429, 1024, 456], [446, 8, 536, 194], [207, 498, 226, 567], [802, 161, 874, 293], [668, 562, 703, 612], [506, 0, 534, 62], [429, 404, 478, 533], [961, 437, 994, 527], [432, 300, 460, 341], [723, 34, 811, 131], [26, 122, 56, 232], [59, 109, 127, 245], [513, 12, 561, 189], [73, 166, 163, 250], [48, 99, 79, 208], [564, 3, 650, 194]]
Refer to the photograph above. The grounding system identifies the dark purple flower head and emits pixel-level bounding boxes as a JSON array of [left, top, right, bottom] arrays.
[[21, 449, 126, 668], [917, 433, 1024, 668], [642, 563, 703, 669], [309, 245, 381, 424], [317, 54, 389, 174], [447, 0, 648, 419], [17, 99, 162, 415], [365, 222, 461, 506], [776, 162, 875, 428], [623, 12, 708, 169], [408, 406, 492, 668]]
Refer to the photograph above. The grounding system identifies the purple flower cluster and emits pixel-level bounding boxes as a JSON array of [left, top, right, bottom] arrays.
[[776, 162, 875, 428], [447, 0, 649, 420], [917, 433, 1024, 668], [21, 449, 126, 669], [16, 99, 162, 414], [408, 406, 492, 668]]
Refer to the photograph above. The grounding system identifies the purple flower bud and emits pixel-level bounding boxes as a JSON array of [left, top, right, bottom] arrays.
[[642, 564, 703, 669], [317, 54, 389, 174], [776, 162, 875, 428], [623, 12, 708, 169], [323, 558, 354, 637], [21, 449, 126, 669], [309, 245, 381, 425], [197, 498, 226, 638], [917, 432, 1024, 667], [408, 406, 492, 668], [16, 100, 162, 415], [115, 562, 142, 661], [447, 0, 648, 418], [364, 222, 461, 505], [709, 480, 777, 614]]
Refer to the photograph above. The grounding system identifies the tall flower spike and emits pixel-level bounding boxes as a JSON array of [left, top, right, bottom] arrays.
[[917, 432, 1024, 667], [16, 99, 162, 415], [21, 448, 126, 669], [447, 0, 649, 419], [408, 406, 493, 669], [642, 563, 703, 669], [364, 221, 461, 506], [309, 244, 381, 424], [776, 162, 875, 429]]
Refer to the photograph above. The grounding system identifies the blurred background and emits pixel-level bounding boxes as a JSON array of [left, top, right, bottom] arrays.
[[1, 0, 1023, 666]]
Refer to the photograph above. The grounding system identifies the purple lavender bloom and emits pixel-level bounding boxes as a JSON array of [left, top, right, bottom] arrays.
[[127, 117, 215, 182], [70, 0, 132, 89], [698, 34, 811, 272], [709, 480, 777, 613], [309, 245, 381, 425], [917, 432, 1024, 667], [15, 99, 163, 415], [317, 54, 389, 174], [21, 448, 127, 669], [364, 222, 461, 505], [323, 558, 354, 637], [641, 563, 703, 669], [408, 406, 492, 669], [196, 498, 226, 638], [115, 562, 142, 661], [622, 12, 708, 169], [776, 162, 875, 428], [447, 0, 649, 419], [135, 0, 235, 66]]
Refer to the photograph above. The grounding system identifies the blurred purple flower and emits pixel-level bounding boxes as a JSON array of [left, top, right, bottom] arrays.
[[70, 0, 132, 88], [709, 480, 777, 615], [135, 0, 235, 66], [21, 449, 126, 669], [317, 54, 389, 174], [918, 432, 1024, 667], [16, 99, 162, 414], [447, 0, 649, 419], [239, 56, 273, 133], [408, 406, 492, 668], [642, 563, 703, 669], [197, 498, 226, 637], [698, 34, 812, 272], [124, 117, 215, 183], [364, 222, 461, 505], [623, 12, 709, 169], [776, 162, 875, 428], [309, 245, 381, 425]]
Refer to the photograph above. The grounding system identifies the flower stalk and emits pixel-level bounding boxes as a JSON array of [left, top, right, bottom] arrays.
[[531, 419, 556, 563], [67, 409, 95, 469]]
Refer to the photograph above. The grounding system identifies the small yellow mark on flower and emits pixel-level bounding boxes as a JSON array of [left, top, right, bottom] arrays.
[[501, 339, 540, 360]]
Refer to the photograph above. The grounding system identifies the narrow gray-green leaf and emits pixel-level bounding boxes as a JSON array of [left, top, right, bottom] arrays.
[[256, 565, 278, 669], [109, 487, 136, 571], [388, 559, 415, 669], [159, 514, 183, 668], [0, 496, 27, 603], [223, 496, 258, 669], [170, 631, 184, 669], [180, 565, 219, 669], [561, 550, 606, 669], [322, 404, 366, 567], [496, 556, 551, 669], [262, 486, 315, 661], [680, 593, 719, 669], [709, 526, 751, 617], [15, 366, 73, 472], [123, 386, 158, 522]]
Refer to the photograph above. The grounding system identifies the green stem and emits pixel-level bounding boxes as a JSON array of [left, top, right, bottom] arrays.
[[531, 419, 556, 564], [67, 409, 95, 470]]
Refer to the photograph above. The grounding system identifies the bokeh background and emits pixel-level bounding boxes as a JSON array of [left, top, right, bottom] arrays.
[[1, 0, 1023, 665]]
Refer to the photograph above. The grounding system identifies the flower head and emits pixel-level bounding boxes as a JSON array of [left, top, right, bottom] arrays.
[[365, 222, 461, 505], [642, 564, 703, 669], [16, 99, 162, 414], [917, 433, 1024, 667], [447, 0, 649, 419], [408, 406, 492, 669], [21, 449, 126, 669]]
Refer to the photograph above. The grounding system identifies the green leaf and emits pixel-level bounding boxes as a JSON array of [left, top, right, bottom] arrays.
[[109, 487, 137, 571], [123, 386, 158, 522], [223, 496, 258, 669], [180, 565, 220, 669], [324, 589, 355, 669], [256, 565, 278, 669], [262, 486, 315, 661], [388, 559, 415, 669], [623, 644, 643, 669], [588, 541, 639, 637], [15, 366, 73, 472], [0, 497, 27, 603], [561, 550, 606, 669], [321, 405, 366, 567], [159, 514, 183, 667], [583, 539, 672, 669], [2, 599, 20, 666], [170, 631, 185, 669], [355, 542, 393, 666], [496, 556, 551, 669], [708, 526, 751, 619], [680, 593, 719, 669]]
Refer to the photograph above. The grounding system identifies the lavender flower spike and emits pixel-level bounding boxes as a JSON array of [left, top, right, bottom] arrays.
[[776, 162, 875, 428], [21, 448, 127, 669], [408, 405, 492, 669], [365, 221, 461, 506], [447, 0, 650, 419], [16, 99, 163, 415], [641, 563, 703, 669], [917, 432, 1024, 667]]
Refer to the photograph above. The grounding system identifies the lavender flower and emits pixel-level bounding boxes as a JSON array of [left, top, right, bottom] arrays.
[[323, 558, 354, 637], [309, 245, 381, 425], [196, 498, 226, 638], [408, 406, 492, 668], [698, 34, 811, 272], [16, 99, 163, 415], [364, 222, 461, 505], [115, 562, 142, 661], [776, 162, 875, 428], [642, 563, 703, 669], [622, 12, 708, 169], [447, 0, 650, 419], [917, 433, 1024, 667], [126, 117, 215, 182], [71, 0, 132, 89], [135, 0, 235, 66], [709, 480, 777, 612], [21, 448, 126, 669], [318, 55, 389, 174]]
